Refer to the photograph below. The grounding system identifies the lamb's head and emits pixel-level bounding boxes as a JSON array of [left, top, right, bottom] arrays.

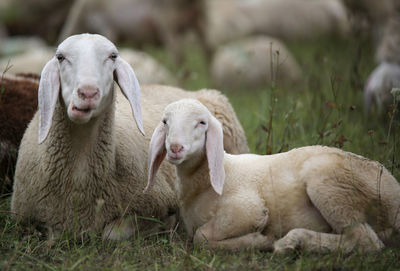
[[145, 99, 225, 195], [38, 33, 144, 144]]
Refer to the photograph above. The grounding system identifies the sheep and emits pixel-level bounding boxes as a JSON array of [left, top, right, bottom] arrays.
[[58, 0, 208, 64], [11, 34, 248, 240], [204, 0, 350, 49], [118, 49, 177, 86], [0, 73, 39, 195], [210, 36, 301, 90], [364, 62, 400, 116], [146, 98, 400, 253], [364, 16, 400, 116]]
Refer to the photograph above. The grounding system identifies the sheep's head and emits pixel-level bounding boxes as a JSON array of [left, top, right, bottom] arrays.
[[145, 99, 225, 195], [38, 33, 144, 144]]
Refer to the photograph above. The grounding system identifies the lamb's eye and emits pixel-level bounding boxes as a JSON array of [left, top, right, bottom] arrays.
[[56, 54, 65, 62], [199, 121, 206, 125], [110, 52, 118, 60], [162, 119, 167, 125]]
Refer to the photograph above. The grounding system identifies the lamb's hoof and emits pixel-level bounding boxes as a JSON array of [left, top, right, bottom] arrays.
[[273, 229, 303, 254]]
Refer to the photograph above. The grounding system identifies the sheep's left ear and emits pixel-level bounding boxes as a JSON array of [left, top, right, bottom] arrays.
[[114, 57, 145, 135], [206, 115, 225, 195], [38, 57, 60, 144], [144, 122, 167, 193]]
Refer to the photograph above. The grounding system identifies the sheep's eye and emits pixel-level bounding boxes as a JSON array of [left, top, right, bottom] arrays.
[[110, 52, 118, 60], [162, 119, 167, 125], [199, 121, 206, 125], [56, 54, 65, 62]]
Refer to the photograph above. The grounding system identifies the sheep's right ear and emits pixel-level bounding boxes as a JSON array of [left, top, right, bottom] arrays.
[[144, 122, 167, 193], [206, 116, 225, 195], [38, 57, 60, 144]]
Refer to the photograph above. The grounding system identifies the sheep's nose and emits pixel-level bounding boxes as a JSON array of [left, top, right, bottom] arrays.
[[78, 86, 99, 100], [170, 144, 184, 154]]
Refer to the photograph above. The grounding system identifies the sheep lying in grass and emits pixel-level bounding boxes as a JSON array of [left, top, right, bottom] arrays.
[[205, 0, 349, 48], [11, 34, 248, 240], [0, 74, 39, 194], [146, 99, 400, 253], [211, 36, 301, 90]]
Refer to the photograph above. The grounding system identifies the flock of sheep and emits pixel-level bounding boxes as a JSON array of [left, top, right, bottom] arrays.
[[0, 0, 400, 255]]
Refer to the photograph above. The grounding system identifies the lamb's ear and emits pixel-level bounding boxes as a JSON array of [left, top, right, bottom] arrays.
[[114, 57, 145, 135], [206, 115, 225, 195], [38, 57, 60, 144], [144, 122, 167, 193]]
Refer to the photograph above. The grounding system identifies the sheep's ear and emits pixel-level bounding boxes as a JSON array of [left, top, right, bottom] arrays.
[[114, 57, 145, 135], [38, 57, 60, 144], [144, 122, 166, 193], [206, 116, 225, 195]]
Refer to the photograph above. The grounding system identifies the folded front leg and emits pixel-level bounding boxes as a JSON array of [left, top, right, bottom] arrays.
[[193, 198, 271, 250]]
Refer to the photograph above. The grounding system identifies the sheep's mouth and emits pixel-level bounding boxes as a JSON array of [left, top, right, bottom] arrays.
[[72, 105, 91, 113], [70, 104, 94, 120], [167, 154, 184, 164]]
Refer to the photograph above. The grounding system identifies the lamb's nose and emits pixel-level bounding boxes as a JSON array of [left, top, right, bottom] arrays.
[[170, 144, 184, 154], [77, 86, 99, 100]]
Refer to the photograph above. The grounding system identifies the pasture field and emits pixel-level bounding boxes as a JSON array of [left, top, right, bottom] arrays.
[[1, 35, 400, 270]]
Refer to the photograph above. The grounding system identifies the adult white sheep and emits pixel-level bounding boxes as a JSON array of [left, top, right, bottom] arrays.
[[11, 34, 248, 240], [146, 98, 400, 253]]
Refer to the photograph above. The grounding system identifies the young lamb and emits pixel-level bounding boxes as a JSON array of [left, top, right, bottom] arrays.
[[146, 98, 400, 253], [0, 74, 39, 194], [11, 34, 248, 240]]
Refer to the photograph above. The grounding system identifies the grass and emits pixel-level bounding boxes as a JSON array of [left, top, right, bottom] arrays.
[[1, 34, 400, 270]]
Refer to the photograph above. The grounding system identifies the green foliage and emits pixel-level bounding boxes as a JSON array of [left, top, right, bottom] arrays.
[[1, 36, 400, 270]]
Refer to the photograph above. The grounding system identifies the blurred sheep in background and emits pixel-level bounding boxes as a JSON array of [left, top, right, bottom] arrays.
[[364, 14, 400, 117], [0, 46, 177, 85], [210, 36, 301, 90], [204, 0, 350, 49], [58, 0, 208, 64]]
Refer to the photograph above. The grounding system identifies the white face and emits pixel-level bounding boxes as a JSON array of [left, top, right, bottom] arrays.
[[56, 34, 119, 123], [162, 100, 210, 165]]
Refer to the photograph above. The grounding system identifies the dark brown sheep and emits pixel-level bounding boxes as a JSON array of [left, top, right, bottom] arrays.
[[0, 73, 39, 195]]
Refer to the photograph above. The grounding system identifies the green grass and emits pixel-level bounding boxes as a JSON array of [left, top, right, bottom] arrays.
[[1, 35, 400, 270]]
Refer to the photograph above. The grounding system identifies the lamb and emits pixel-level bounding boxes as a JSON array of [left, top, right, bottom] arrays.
[[11, 34, 248, 240], [210, 36, 301, 90], [0, 73, 39, 195], [146, 98, 400, 253]]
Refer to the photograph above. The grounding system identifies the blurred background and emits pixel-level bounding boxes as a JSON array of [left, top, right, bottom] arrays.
[[1, 0, 400, 193]]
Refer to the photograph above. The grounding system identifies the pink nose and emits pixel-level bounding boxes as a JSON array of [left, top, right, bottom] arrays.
[[170, 144, 184, 154], [77, 86, 99, 100]]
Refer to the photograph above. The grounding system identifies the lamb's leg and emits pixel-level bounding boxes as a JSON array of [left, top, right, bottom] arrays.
[[195, 228, 274, 251], [274, 223, 383, 254], [275, 172, 385, 253], [193, 196, 271, 250]]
